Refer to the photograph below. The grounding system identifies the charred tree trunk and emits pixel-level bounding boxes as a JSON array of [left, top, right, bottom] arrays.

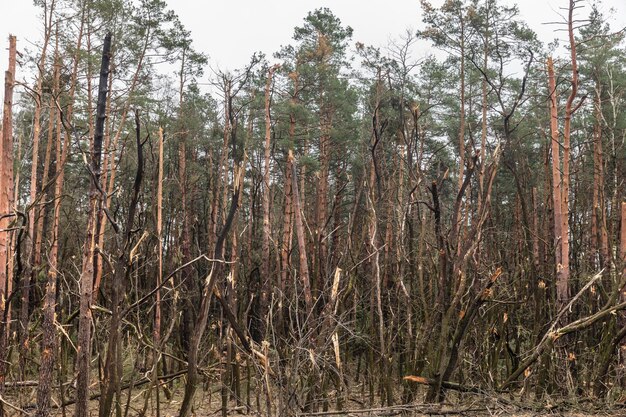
[[75, 32, 111, 417]]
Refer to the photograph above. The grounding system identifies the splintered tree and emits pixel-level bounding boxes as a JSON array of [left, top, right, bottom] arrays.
[[178, 56, 260, 417], [0, 34, 16, 417], [548, 0, 582, 310], [1, 0, 626, 414], [75, 32, 112, 417]]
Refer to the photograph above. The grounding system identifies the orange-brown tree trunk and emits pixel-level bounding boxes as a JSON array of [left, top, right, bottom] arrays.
[[547, 56, 567, 307], [555, 0, 580, 308], [0, 35, 16, 417]]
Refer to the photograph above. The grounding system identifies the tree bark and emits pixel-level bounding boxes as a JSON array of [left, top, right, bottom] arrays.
[[289, 150, 313, 315], [33, 52, 61, 417], [547, 56, 567, 307], [20, 3, 55, 368], [260, 64, 279, 339], [36, 11, 85, 416], [0, 34, 16, 417], [618, 201, 626, 336], [99, 112, 144, 417], [75, 32, 112, 417], [558, 0, 581, 308]]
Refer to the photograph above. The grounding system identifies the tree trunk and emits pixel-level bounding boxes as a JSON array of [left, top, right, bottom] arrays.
[[289, 150, 312, 315], [0, 34, 16, 417], [75, 32, 112, 417], [260, 64, 279, 339], [152, 126, 164, 414], [20, 4, 54, 369], [94, 25, 150, 298], [618, 201, 626, 340], [33, 56, 61, 417], [455, 18, 466, 250], [547, 56, 567, 307], [99, 112, 144, 417], [558, 0, 580, 307], [35, 12, 85, 416]]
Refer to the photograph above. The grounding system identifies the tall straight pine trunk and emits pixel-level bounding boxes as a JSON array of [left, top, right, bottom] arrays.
[[547, 56, 566, 306], [260, 64, 279, 337]]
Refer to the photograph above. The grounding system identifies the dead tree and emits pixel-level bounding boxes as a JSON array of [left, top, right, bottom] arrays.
[[549, 0, 582, 310], [75, 32, 112, 417], [0, 34, 16, 417]]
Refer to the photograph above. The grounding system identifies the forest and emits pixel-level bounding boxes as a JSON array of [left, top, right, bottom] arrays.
[[0, 0, 625, 415]]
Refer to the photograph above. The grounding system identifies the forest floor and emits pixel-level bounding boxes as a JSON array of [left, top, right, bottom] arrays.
[[5, 381, 626, 416]]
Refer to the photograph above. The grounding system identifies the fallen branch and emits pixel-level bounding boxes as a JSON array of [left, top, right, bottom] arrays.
[[4, 380, 73, 388], [0, 395, 29, 415], [297, 404, 485, 416], [501, 297, 626, 390], [403, 375, 485, 394], [58, 369, 187, 408], [540, 269, 603, 346]]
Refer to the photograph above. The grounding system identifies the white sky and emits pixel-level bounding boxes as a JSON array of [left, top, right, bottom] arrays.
[[1, 0, 625, 82]]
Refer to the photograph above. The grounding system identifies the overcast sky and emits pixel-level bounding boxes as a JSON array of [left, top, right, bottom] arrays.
[[1, 0, 625, 81]]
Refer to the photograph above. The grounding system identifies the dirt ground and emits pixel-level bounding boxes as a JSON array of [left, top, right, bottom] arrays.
[[5, 382, 626, 416]]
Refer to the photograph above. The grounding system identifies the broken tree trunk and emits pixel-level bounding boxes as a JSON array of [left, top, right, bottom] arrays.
[[558, 0, 580, 308], [0, 34, 16, 417], [75, 32, 112, 417], [547, 56, 565, 306]]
